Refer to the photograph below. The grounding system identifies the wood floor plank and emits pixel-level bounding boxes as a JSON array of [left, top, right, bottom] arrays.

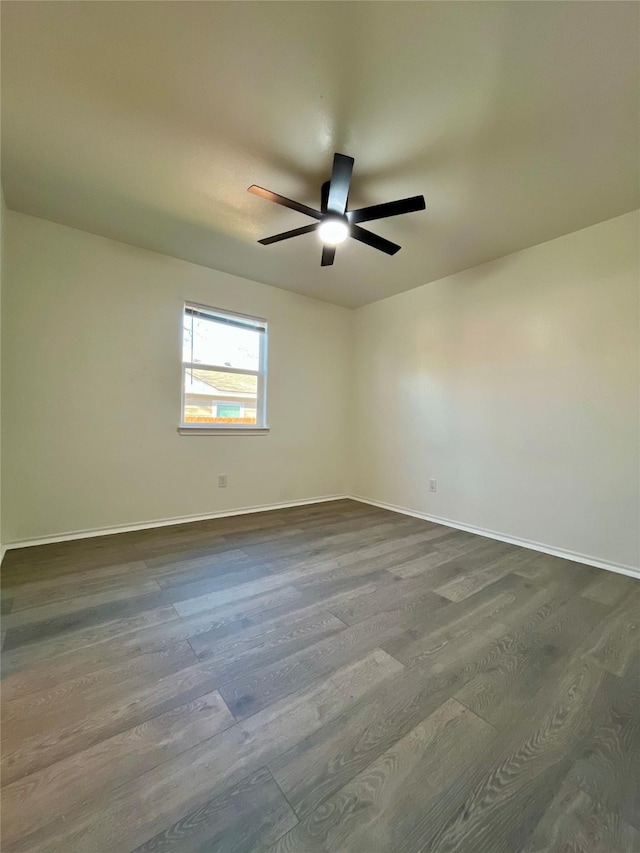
[[2, 640, 198, 738], [496, 575, 590, 630], [297, 572, 392, 615], [519, 779, 640, 853], [454, 595, 612, 730], [293, 566, 394, 605], [268, 665, 471, 819], [171, 575, 298, 617], [434, 545, 537, 602], [2, 553, 151, 589], [187, 605, 345, 669], [414, 658, 618, 853], [7, 561, 165, 611], [2, 586, 175, 651], [151, 550, 255, 589], [0, 502, 350, 586], [1, 579, 162, 631], [236, 517, 418, 566], [1, 500, 636, 853], [380, 572, 531, 668], [289, 525, 464, 582], [580, 571, 640, 607], [244, 515, 395, 549], [8, 649, 402, 852], [408, 576, 593, 691], [4, 603, 344, 782], [267, 580, 613, 820], [214, 593, 446, 722], [514, 552, 600, 587], [155, 561, 279, 605], [566, 652, 640, 831], [214, 610, 408, 722], [2, 586, 308, 698], [132, 766, 298, 853], [387, 530, 501, 579], [170, 530, 450, 618], [1, 690, 235, 846], [574, 587, 640, 676], [2, 652, 238, 784], [325, 574, 446, 625], [267, 698, 497, 853], [0, 603, 180, 680]]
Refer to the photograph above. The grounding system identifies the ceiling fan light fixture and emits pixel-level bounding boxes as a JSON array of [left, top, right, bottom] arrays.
[[249, 152, 425, 265], [318, 217, 349, 245]]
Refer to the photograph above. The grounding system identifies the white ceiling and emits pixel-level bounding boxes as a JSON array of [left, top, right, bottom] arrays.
[[2, 1, 638, 308]]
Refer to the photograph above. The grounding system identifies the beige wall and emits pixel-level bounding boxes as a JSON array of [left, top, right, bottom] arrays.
[[2, 212, 352, 543], [2, 209, 638, 571], [0, 192, 5, 555], [352, 211, 640, 571]]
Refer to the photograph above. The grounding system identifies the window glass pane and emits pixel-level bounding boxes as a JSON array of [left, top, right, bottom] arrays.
[[183, 313, 260, 371], [217, 403, 243, 419], [183, 368, 258, 424]]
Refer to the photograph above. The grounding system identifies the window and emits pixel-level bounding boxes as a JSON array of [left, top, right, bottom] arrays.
[[181, 303, 268, 431], [216, 403, 244, 419]]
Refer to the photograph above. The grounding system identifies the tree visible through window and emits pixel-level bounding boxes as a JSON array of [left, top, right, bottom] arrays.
[[182, 303, 267, 428]]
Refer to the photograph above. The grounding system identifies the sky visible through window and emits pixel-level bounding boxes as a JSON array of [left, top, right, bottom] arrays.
[[183, 314, 260, 371]]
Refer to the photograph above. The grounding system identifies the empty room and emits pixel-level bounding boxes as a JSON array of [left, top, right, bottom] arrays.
[[0, 2, 638, 851]]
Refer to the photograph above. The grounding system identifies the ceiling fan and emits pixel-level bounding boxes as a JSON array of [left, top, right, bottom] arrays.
[[248, 153, 426, 267]]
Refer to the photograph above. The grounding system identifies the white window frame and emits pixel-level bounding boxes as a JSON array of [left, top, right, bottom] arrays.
[[179, 302, 269, 435]]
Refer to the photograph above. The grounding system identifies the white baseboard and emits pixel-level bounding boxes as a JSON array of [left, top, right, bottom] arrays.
[[4, 493, 638, 581], [349, 495, 640, 579], [2, 495, 349, 551]]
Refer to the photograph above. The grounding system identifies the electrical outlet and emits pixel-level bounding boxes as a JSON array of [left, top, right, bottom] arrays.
[[218, 474, 228, 488], [428, 478, 437, 493]]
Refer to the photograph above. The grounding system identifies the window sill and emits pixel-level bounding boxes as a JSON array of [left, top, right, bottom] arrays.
[[178, 425, 270, 436]]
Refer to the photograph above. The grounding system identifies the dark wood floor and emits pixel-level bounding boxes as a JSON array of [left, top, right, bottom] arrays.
[[1, 499, 638, 852]]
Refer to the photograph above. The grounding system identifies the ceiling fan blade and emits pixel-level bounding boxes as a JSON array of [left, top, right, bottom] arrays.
[[347, 195, 426, 224], [321, 180, 330, 214], [248, 185, 322, 220], [321, 245, 336, 266], [327, 153, 354, 215], [258, 223, 319, 245], [350, 224, 401, 255]]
